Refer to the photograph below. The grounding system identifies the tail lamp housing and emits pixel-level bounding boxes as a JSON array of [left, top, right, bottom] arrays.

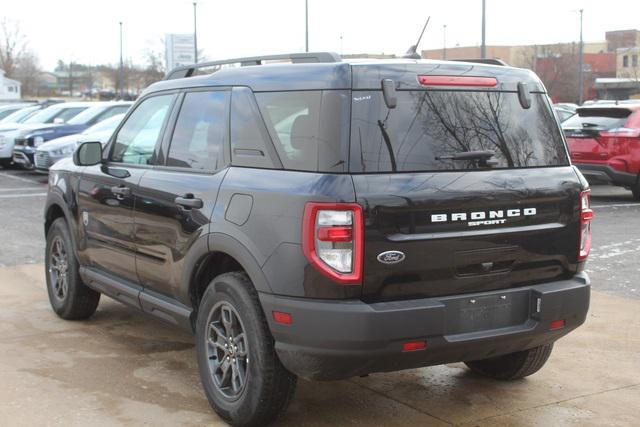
[[578, 190, 593, 261], [302, 202, 363, 285]]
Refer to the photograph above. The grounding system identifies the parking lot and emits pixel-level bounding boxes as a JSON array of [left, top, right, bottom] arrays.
[[0, 168, 639, 426]]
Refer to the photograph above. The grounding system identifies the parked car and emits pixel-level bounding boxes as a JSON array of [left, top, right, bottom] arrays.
[[0, 103, 36, 121], [45, 53, 591, 426], [554, 102, 578, 113], [564, 104, 640, 199], [0, 102, 92, 168], [34, 113, 126, 173], [12, 101, 132, 169]]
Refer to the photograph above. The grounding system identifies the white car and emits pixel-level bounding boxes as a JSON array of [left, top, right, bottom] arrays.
[[34, 113, 125, 172]]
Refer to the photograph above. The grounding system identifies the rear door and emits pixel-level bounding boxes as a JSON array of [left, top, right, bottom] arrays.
[[133, 89, 230, 301], [349, 88, 583, 302]]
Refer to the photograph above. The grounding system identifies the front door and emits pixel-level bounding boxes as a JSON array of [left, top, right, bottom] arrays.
[[78, 93, 176, 284], [134, 89, 230, 301]]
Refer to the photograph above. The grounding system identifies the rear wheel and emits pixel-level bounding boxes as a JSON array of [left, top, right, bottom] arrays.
[[45, 218, 100, 319], [196, 272, 296, 426], [464, 343, 554, 380], [632, 184, 640, 201]]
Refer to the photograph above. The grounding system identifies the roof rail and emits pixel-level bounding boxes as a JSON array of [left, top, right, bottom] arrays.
[[451, 58, 508, 66], [164, 52, 342, 80]]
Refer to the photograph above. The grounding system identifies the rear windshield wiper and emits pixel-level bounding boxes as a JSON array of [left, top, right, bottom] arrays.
[[436, 150, 498, 167]]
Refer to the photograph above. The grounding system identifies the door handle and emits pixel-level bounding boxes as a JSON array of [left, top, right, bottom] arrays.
[[111, 185, 131, 197], [175, 195, 203, 209]]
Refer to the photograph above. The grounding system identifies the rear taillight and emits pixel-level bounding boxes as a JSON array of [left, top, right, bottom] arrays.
[[578, 190, 593, 261], [302, 202, 363, 285]]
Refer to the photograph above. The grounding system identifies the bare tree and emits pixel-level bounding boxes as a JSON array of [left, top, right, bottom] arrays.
[[0, 18, 26, 76]]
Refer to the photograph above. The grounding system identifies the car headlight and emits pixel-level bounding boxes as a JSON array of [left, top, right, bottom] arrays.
[[51, 144, 77, 156]]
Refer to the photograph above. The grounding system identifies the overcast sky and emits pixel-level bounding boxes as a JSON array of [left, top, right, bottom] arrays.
[[5, 0, 640, 70]]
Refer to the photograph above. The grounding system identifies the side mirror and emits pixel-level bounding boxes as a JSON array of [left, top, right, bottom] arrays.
[[73, 141, 103, 166], [53, 117, 65, 124]]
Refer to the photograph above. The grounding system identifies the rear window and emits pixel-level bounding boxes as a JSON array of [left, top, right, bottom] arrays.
[[350, 91, 569, 173], [563, 108, 631, 130], [255, 90, 350, 172]]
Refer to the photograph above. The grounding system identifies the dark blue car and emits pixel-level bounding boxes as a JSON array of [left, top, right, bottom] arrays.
[[12, 101, 132, 169]]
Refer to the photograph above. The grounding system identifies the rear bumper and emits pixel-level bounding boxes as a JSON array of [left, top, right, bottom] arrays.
[[575, 163, 637, 187], [260, 274, 590, 380]]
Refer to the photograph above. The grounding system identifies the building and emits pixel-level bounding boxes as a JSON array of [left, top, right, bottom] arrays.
[[0, 69, 21, 100], [605, 30, 640, 52], [616, 46, 640, 79]]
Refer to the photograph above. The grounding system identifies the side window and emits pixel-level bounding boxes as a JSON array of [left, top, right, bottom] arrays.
[[230, 87, 280, 169], [50, 107, 87, 123], [166, 91, 229, 171], [111, 95, 174, 165]]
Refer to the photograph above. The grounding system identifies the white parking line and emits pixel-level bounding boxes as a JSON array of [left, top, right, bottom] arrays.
[[0, 193, 46, 199], [0, 187, 46, 193], [592, 203, 640, 209], [0, 172, 44, 185]]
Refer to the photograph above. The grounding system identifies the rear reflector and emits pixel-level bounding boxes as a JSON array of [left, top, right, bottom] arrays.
[[402, 340, 427, 352], [549, 319, 565, 330], [272, 311, 292, 325], [418, 75, 498, 87], [578, 190, 593, 261]]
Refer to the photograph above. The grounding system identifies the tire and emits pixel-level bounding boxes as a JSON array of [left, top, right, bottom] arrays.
[[464, 343, 554, 381], [0, 159, 13, 168], [196, 272, 296, 427], [632, 185, 640, 201], [45, 218, 100, 319]]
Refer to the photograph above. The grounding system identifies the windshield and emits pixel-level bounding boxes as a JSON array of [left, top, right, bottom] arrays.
[[84, 113, 125, 134], [350, 90, 569, 173], [23, 106, 87, 124], [0, 106, 40, 123], [67, 105, 111, 125]]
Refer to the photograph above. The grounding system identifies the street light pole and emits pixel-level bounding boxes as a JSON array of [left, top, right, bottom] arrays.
[[578, 9, 584, 104], [193, 2, 198, 64], [443, 24, 447, 60], [119, 21, 124, 100], [305, 0, 309, 52], [481, 0, 486, 59]]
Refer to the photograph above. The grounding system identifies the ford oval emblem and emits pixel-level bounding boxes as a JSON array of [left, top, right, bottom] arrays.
[[377, 250, 406, 265]]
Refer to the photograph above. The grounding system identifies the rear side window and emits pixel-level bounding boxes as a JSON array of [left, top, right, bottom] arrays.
[[167, 91, 229, 171], [255, 91, 349, 172], [563, 108, 631, 131], [350, 91, 568, 173]]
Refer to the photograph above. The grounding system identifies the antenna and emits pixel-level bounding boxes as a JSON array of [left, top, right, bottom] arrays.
[[403, 17, 431, 59]]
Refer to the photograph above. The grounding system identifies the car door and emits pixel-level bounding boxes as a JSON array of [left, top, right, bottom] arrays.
[[77, 93, 177, 286], [134, 89, 230, 301]]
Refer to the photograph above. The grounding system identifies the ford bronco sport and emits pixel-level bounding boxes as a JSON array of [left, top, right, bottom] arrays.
[[44, 52, 592, 426]]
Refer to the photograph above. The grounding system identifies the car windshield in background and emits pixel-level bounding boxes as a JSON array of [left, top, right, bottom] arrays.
[[0, 106, 40, 123], [84, 113, 125, 134], [562, 108, 632, 130], [350, 90, 569, 173]]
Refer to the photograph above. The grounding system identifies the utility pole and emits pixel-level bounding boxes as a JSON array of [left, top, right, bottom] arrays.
[[578, 9, 584, 105], [481, 0, 486, 59], [443, 24, 447, 60], [68, 61, 73, 97], [193, 2, 198, 63], [305, 0, 309, 52], [119, 21, 124, 100]]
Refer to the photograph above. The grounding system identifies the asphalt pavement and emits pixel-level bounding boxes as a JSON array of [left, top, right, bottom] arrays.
[[0, 167, 639, 426]]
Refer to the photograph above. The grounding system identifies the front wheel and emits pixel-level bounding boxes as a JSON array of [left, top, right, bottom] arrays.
[[45, 218, 100, 319], [464, 343, 554, 380], [632, 184, 640, 201], [196, 272, 296, 427]]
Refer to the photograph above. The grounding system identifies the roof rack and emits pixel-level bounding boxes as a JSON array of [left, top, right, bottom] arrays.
[[451, 58, 508, 66], [164, 52, 342, 80]]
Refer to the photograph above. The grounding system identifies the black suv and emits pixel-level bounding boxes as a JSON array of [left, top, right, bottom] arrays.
[[44, 52, 592, 426]]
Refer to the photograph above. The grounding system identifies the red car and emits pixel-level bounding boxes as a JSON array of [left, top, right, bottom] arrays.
[[564, 104, 640, 200]]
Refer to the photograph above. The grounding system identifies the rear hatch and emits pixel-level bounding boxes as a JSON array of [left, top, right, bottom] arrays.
[[563, 107, 635, 164], [349, 67, 583, 302]]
